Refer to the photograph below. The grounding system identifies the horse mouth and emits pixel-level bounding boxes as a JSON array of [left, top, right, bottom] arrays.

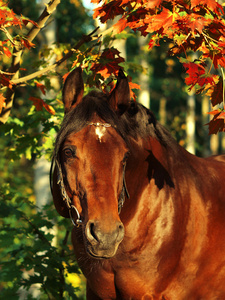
[[85, 242, 119, 259]]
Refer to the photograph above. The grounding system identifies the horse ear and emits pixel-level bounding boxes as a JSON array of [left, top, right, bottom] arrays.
[[52, 167, 70, 218], [63, 67, 84, 113], [109, 69, 131, 113]]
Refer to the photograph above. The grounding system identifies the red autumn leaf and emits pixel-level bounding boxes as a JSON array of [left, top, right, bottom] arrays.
[[29, 97, 55, 115], [91, 0, 102, 3], [22, 17, 39, 28], [146, 8, 173, 34], [0, 4, 22, 28], [91, 48, 125, 78], [146, 0, 162, 9], [35, 81, 46, 95], [207, 110, 225, 134], [19, 38, 35, 50], [62, 72, 69, 82], [188, 15, 210, 34], [209, 76, 223, 107], [112, 17, 127, 34], [218, 111, 225, 120], [0, 93, 6, 113], [183, 61, 206, 89], [213, 54, 225, 69], [93, 1, 124, 23], [0, 74, 13, 89], [129, 81, 140, 100], [3, 46, 11, 57], [208, 109, 222, 116], [191, 0, 224, 15]]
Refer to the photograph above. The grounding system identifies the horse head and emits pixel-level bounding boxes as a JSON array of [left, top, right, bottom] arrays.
[[51, 67, 130, 259]]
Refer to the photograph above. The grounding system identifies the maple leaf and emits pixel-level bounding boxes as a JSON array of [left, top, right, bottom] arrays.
[[3, 46, 11, 57], [129, 81, 140, 100], [91, 0, 103, 3], [188, 14, 210, 34], [93, 1, 124, 23], [22, 17, 39, 28], [183, 61, 206, 89], [0, 4, 22, 28], [207, 109, 225, 134], [62, 72, 69, 82], [91, 48, 125, 78], [35, 81, 46, 95], [146, 8, 173, 34], [213, 54, 225, 69], [208, 76, 223, 106], [29, 97, 55, 115], [191, 0, 224, 15], [0, 93, 6, 113], [19, 37, 35, 50], [112, 17, 127, 34], [0, 74, 12, 89], [145, 0, 162, 9]]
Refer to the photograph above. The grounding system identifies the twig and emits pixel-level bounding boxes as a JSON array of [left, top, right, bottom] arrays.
[[0, 70, 15, 76], [22, 215, 52, 246], [11, 27, 99, 85], [0, 27, 15, 46]]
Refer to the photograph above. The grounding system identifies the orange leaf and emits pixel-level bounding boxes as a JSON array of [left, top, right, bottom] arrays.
[[29, 97, 55, 115], [128, 81, 140, 100], [20, 38, 35, 49], [146, 0, 162, 9], [0, 93, 6, 113], [146, 8, 173, 33], [62, 72, 69, 82], [112, 17, 127, 34], [129, 81, 140, 90], [3, 46, 11, 57], [35, 81, 46, 95]]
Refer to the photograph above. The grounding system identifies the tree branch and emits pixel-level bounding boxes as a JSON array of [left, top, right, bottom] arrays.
[[0, 0, 61, 124], [11, 27, 99, 85]]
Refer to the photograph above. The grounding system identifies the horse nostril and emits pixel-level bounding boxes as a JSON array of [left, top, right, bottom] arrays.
[[90, 222, 99, 242]]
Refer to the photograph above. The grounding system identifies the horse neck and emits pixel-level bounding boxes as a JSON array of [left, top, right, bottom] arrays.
[[122, 134, 190, 232], [125, 135, 174, 198], [120, 136, 193, 276]]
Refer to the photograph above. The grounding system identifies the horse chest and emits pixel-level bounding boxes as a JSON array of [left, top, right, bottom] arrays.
[[87, 261, 156, 300]]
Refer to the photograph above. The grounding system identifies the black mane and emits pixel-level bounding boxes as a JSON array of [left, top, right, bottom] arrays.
[[54, 90, 175, 155]]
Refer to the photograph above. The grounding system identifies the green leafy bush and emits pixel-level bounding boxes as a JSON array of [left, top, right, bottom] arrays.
[[0, 184, 85, 299]]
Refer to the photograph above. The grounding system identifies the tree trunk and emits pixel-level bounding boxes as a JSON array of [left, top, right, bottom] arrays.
[[186, 91, 195, 154], [138, 35, 150, 108]]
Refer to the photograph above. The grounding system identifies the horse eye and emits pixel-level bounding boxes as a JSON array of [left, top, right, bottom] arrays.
[[63, 148, 75, 158]]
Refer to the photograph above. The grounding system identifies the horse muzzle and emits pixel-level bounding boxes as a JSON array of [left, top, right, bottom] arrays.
[[84, 219, 125, 259]]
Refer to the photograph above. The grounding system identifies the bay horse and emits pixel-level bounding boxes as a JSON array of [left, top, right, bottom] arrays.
[[51, 67, 225, 299]]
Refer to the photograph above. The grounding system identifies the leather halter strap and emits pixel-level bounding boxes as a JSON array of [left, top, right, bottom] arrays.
[[50, 122, 129, 227], [50, 158, 83, 227]]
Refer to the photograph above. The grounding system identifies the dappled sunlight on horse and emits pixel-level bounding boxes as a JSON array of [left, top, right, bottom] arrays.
[[51, 67, 225, 299]]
